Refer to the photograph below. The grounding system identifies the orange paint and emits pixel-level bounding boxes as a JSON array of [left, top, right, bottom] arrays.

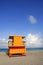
[[8, 36, 26, 56]]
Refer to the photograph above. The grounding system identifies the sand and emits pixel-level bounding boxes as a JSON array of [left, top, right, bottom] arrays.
[[0, 50, 43, 65]]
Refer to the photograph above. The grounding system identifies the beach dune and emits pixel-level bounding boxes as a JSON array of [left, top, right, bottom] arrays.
[[0, 50, 43, 65]]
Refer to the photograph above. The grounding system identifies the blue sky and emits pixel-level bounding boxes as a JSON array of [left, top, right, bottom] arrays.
[[0, 0, 43, 48]]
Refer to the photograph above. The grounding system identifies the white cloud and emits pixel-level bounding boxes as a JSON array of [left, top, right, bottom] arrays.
[[26, 33, 43, 48], [0, 38, 8, 48], [2, 38, 6, 41], [0, 35, 43, 48], [29, 15, 37, 24], [0, 38, 8, 42]]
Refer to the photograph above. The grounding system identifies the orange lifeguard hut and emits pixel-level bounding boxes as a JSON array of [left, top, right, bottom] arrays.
[[8, 36, 26, 56]]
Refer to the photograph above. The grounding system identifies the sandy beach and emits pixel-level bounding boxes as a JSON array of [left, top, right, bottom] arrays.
[[0, 50, 43, 65]]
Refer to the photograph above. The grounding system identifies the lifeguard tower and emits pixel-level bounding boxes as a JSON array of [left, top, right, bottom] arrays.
[[8, 36, 26, 56]]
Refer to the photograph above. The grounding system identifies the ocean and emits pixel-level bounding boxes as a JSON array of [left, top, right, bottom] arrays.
[[0, 48, 43, 52]]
